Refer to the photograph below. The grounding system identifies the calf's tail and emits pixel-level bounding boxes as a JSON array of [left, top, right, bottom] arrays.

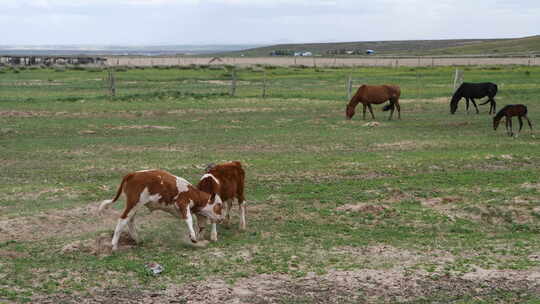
[[98, 176, 126, 214]]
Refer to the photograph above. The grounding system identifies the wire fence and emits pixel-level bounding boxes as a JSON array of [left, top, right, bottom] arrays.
[[0, 65, 537, 106]]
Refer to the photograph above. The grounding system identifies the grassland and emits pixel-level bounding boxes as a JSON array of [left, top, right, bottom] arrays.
[[1, 65, 540, 303], [223, 35, 540, 57]]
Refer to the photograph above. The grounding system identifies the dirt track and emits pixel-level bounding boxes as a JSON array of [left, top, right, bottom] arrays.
[[105, 56, 539, 67]]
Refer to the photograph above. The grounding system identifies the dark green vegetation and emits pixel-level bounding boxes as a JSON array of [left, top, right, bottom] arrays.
[[1, 65, 540, 303], [223, 35, 540, 57]]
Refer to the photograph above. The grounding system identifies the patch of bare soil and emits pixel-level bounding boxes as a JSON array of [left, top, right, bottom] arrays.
[[108, 125, 176, 130], [445, 121, 474, 127], [400, 97, 449, 104], [370, 140, 437, 151], [35, 267, 540, 304], [61, 232, 137, 255], [0, 204, 117, 243], [10, 80, 65, 86], [381, 188, 412, 204], [198, 80, 251, 85], [0, 110, 50, 118], [522, 182, 540, 191], [335, 203, 390, 215], [419, 196, 461, 208], [330, 244, 454, 270], [0, 249, 30, 259], [362, 121, 381, 127]]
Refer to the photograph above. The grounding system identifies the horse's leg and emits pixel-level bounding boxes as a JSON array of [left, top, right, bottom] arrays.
[[505, 117, 510, 136], [362, 104, 367, 120], [525, 115, 533, 132], [465, 98, 470, 114], [470, 98, 479, 114], [518, 116, 524, 136], [367, 104, 375, 120], [490, 98, 496, 114], [508, 117, 514, 137], [388, 101, 395, 121], [396, 101, 401, 120]]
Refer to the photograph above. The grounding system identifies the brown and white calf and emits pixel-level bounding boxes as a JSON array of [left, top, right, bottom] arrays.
[[99, 169, 224, 251], [197, 161, 246, 230]]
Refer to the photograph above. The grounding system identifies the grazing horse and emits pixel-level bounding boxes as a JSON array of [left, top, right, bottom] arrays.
[[345, 84, 401, 120], [493, 104, 533, 137], [450, 82, 498, 115]]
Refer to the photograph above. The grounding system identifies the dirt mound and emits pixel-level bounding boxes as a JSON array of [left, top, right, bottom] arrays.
[[61, 232, 137, 255]]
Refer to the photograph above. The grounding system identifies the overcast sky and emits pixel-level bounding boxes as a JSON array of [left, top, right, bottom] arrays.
[[1, 0, 539, 45]]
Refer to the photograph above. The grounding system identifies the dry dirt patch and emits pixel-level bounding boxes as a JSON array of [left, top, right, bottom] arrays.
[[40, 267, 540, 304], [108, 125, 176, 130], [419, 196, 461, 208], [335, 203, 390, 215], [370, 140, 437, 151], [400, 97, 449, 104], [522, 182, 540, 191], [0, 204, 118, 243]]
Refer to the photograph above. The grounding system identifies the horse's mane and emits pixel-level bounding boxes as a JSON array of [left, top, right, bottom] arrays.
[[493, 105, 511, 121], [450, 85, 464, 104], [347, 85, 365, 106]]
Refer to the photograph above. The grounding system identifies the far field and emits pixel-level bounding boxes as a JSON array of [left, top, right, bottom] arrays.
[[222, 35, 540, 57], [1, 65, 540, 303]]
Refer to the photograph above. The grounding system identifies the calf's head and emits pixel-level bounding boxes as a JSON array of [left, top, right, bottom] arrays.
[[203, 193, 225, 223]]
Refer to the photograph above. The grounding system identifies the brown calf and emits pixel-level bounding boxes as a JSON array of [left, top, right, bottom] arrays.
[[197, 161, 246, 230], [99, 169, 224, 251]]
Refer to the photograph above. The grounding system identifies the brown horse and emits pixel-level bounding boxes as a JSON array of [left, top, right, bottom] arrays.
[[345, 84, 401, 120], [493, 104, 533, 137]]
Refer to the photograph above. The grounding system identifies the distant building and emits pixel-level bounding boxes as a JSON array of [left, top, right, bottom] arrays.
[[301, 52, 313, 57]]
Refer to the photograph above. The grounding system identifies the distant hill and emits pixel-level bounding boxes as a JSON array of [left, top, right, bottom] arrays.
[[0, 44, 263, 56], [220, 36, 540, 57]]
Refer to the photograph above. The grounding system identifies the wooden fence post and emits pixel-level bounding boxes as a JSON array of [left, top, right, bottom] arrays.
[[262, 69, 267, 99], [346, 74, 353, 100], [108, 69, 116, 97], [416, 71, 421, 99], [453, 68, 464, 91], [230, 66, 237, 97]]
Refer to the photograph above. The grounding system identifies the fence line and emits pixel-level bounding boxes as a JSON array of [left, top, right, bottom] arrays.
[[103, 55, 540, 68]]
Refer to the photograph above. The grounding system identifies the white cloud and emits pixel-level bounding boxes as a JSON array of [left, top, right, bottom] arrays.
[[0, 0, 538, 44]]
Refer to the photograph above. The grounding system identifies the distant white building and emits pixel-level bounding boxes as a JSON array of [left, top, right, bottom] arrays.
[[294, 51, 313, 57]]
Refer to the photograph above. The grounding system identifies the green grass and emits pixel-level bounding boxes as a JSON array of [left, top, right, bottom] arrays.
[[1, 65, 540, 303]]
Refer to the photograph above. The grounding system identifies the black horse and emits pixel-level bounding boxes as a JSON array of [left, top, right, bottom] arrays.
[[450, 82, 498, 115]]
